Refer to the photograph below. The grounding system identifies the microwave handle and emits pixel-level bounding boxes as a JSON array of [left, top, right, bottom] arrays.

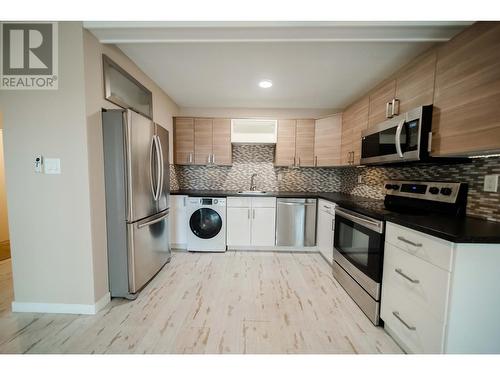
[[395, 119, 405, 158]]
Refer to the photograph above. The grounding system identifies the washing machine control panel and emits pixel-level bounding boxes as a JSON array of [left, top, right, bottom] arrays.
[[189, 197, 226, 206]]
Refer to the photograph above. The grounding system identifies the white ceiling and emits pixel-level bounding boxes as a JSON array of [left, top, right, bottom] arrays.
[[85, 22, 471, 111]]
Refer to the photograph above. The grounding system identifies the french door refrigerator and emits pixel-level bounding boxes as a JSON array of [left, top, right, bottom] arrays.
[[102, 109, 170, 298]]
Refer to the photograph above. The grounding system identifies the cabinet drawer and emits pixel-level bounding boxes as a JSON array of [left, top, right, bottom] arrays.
[[381, 282, 445, 354], [318, 199, 335, 214], [383, 243, 450, 322], [386, 222, 454, 271], [251, 197, 276, 208], [227, 197, 251, 208]]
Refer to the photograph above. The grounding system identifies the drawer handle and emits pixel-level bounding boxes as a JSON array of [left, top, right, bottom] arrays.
[[323, 205, 330, 209], [395, 268, 420, 284], [392, 311, 416, 331], [397, 236, 422, 247]]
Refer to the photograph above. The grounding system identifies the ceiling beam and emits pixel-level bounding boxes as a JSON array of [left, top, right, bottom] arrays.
[[84, 21, 472, 44]]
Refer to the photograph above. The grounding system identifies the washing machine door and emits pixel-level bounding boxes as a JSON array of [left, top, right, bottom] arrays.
[[189, 208, 223, 239]]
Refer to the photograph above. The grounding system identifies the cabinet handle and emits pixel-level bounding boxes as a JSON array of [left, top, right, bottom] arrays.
[[397, 236, 423, 248], [212, 154, 216, 164], [183, 196, 187, 207], [298, 157, 301, 167], [395, 268, 420, 284], [314, 156, 318, 167], [391, 98, 400, 117], [253, 209, 255, 219], [293, 156, 296, 167], [386, 102, 393, 119], [332, 218, 335, 231], [188, 153, 193, 164], [392, 311, 416, 331], [207, 154, 211, 164]]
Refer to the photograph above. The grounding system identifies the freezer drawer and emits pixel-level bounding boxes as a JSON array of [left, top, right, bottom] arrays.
[[276, 198, 317, 247], [127, 210, 171, 294]]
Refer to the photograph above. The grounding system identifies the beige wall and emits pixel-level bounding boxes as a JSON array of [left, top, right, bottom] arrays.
[[82, 30, 179, 301], [0, 23, 96, 305], [0, 116, 9, 243]]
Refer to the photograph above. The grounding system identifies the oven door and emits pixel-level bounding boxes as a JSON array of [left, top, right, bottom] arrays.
[[334, 207, 384, 299]]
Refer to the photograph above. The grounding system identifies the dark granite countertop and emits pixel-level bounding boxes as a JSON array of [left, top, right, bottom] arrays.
[[170, 189, 500, 244]]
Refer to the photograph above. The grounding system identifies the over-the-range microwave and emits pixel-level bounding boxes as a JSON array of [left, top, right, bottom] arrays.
[[360, 105, 433, 165]]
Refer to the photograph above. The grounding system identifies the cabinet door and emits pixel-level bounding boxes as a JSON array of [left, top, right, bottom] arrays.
[[368, 80, 396, 127], [395, 49, 437, 114], [169, 195, 188, 248], [317, 210, 334, 264], [432, 22, 500, 156], [227, 207, 252, 247], [295, 119, 315, 167], [194, 118, 213, 165], [212, 118, 232, 165], [174, 118, 194, 165], [341, 96, 369, 165], [314, 115, 342, 167], [275, 119, 296, 166], [251, 207, 276, 246]]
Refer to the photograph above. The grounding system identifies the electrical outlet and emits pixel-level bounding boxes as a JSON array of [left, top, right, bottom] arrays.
[[358, 175, 363, 184], [484, 174, 499, 192], [277, 172, 283, 181], [34, 155, 43, 173]]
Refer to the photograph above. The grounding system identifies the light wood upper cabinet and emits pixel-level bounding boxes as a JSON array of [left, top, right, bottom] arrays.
[[295, 119, 315, 167], [395, 49, 437, 114], [275, 119, 297, 167], [174, 117, 194, 165], [431, 22, 500, 156], [341, 96, 369, 166], [368, 80, 396, 127], [212, 118, 232, 166], [194, 118, 213, 165], [314, 114, 342, 167], [174, 117, 232, 166]]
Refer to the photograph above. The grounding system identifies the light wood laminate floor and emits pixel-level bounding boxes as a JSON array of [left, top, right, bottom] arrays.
[[0, 252, 402, 354]]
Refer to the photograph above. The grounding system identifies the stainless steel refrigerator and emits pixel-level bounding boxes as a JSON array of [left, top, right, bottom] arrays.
[[102, 109, 171, 299]]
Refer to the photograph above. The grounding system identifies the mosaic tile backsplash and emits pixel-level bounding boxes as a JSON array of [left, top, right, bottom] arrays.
[[170, 145, 500, 222]]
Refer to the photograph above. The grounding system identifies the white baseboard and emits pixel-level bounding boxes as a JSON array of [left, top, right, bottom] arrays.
[[228, 246, 318, 253], [12, 292, 110, 315]]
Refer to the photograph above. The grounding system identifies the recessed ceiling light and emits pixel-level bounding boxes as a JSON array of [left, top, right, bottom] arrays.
[[258, 80, 273, 88]]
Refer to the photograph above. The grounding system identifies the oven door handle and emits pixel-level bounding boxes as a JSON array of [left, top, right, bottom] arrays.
[[335, 207, 384, 234], [395, 119, 405, 158]]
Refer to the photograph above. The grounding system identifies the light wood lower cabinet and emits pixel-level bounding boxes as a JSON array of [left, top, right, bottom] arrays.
[[431, 22, 500, 156], [382, 222, 500, 354], [227, 197, 276, 247], [174, 117, 232, 165], [314, 114, 342, 167]]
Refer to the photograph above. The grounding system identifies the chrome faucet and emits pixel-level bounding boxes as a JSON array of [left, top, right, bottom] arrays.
[[250, 173, 258, 191]]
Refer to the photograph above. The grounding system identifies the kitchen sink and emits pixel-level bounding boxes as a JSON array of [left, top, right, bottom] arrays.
[[237, 191, 268, 195]]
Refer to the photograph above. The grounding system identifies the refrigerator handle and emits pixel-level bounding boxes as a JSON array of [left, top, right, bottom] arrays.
[[149, 136, 157, 201], [154, 135, 162, 201], [156, 135, 164, 200]]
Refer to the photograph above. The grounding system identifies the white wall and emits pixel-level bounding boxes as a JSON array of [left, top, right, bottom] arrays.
[[0, 116, 9, 243], [0, 22, 96, 306]]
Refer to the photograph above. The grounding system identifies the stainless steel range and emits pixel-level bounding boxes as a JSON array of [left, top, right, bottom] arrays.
[[333, 180, 468, 325]]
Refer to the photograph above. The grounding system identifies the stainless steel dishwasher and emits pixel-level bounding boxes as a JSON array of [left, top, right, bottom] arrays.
[[276, 198, 317, 247]]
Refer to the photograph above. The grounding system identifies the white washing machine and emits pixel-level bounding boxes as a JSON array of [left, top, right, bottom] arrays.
[[186, 197, 226, 252]]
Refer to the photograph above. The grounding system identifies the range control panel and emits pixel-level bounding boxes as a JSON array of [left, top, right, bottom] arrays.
[[384, 180, 464, 203]]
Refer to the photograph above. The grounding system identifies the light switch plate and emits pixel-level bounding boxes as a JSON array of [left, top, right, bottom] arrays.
[[484, 174, 499, 192], [44, 158, 61, 175]]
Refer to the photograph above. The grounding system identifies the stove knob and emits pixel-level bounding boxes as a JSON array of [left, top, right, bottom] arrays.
[[391, 184, 400, 191], [440, 187, 452, 196], [385, 184, 393, 190], [429, 187, 440, 195]]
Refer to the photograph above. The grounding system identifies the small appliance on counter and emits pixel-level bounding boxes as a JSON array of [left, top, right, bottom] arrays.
[[102, 109, 171, 299], [187, 197, 227, 252], [333, 180, 468, 325]]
